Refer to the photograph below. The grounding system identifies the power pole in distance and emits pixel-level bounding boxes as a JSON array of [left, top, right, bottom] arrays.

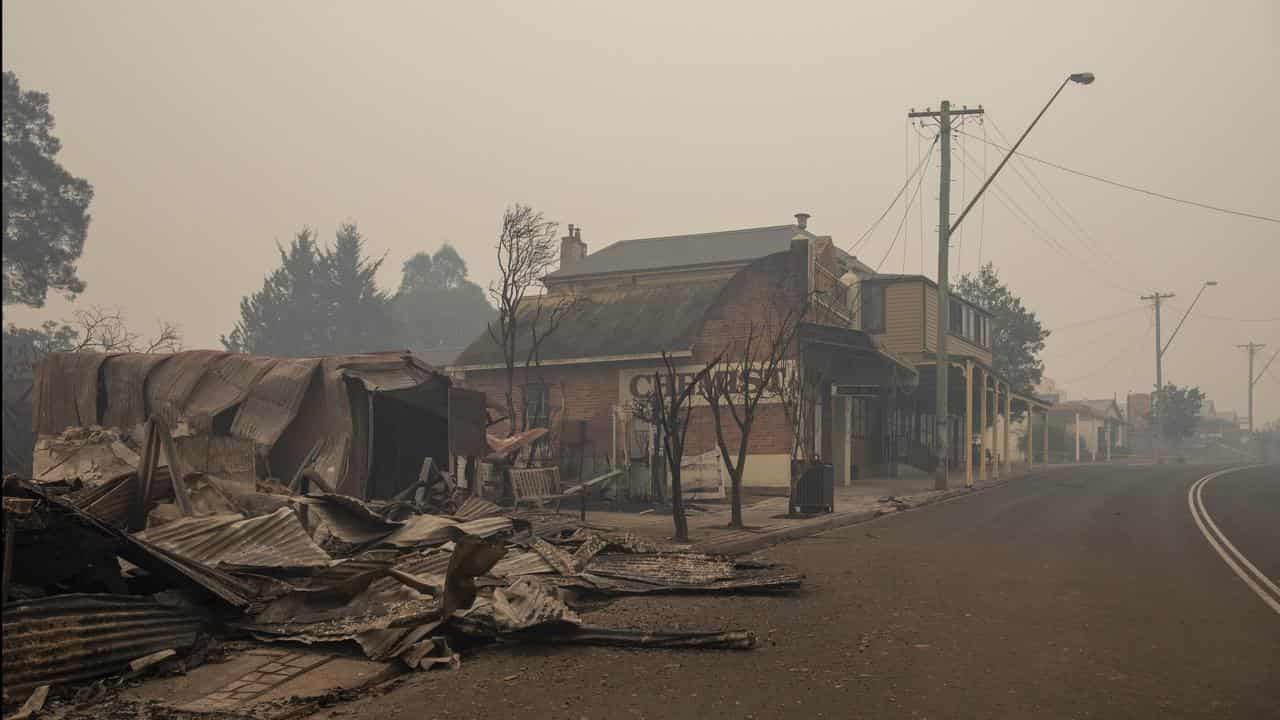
[[909, 101, 983, 490], [1140, 292, 1175, 459], [1236, 342, 1267, 434]]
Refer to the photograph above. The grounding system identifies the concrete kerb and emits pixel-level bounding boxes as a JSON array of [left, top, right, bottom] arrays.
[[699, 464, 1086, 557]]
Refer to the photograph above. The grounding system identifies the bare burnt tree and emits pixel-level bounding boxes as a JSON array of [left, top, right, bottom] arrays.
[[486, 204, 573, 436], [634, 352, 719, 541], [699, 280, 809, 528], [67, 305, 183, 353]]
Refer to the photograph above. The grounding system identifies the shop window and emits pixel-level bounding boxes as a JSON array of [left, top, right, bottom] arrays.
[[523, 383, 550, 429]]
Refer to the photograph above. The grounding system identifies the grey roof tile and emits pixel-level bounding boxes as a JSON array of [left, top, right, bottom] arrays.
[[547, 225, 810, 279]]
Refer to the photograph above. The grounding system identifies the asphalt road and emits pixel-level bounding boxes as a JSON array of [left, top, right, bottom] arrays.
[[328, 463, 1279, 720]]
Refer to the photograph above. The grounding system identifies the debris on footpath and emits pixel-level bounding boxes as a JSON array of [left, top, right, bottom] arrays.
[[2, 471, 801, 716]]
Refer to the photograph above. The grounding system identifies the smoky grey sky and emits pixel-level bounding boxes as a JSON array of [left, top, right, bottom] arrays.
[[4, 0, 1278, 422]]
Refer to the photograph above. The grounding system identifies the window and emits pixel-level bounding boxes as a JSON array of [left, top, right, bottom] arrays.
[[947, 299, 991, 348], [523, 383, 550, 428], [861, 284, 885, 333]]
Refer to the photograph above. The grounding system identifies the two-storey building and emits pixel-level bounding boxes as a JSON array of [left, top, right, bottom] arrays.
[[453, 213, 1048, 494]]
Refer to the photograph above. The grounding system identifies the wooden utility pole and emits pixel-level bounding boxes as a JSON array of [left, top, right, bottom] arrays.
[[1141, 292, 1175, 458], [908, 101, 983, 489], [1236, 342, 1268, 434]]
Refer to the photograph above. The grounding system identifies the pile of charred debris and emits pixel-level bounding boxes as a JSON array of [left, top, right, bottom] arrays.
[[1, 427, 803, 716]]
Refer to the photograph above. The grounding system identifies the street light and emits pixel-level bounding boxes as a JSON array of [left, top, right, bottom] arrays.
[[1150, 280, 1217, 462], [951, 72, 1096, 234], [922, 73, 1093, 488], [1162, 280, 1218, 357]]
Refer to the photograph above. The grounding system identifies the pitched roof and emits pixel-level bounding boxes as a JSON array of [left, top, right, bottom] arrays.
[[453, 280, 730, 367], [1049, 401, 1108, 420], [546, 224, 814, 280], [1079, 398, 1122, 418]]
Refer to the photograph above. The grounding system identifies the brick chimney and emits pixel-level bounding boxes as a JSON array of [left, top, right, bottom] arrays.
[[560, 224, 586, 269]]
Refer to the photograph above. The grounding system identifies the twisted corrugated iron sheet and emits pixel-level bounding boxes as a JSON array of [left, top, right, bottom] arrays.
[[1, 594, 202, 694], [134, 507, 331, 571]]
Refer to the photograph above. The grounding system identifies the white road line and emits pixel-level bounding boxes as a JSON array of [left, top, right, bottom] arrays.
[[1193, 470, 1280, 600], [1187, 466, 1280, 616]]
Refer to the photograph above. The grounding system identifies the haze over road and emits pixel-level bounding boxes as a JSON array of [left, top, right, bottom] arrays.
[[325, 463, 1279, 719]]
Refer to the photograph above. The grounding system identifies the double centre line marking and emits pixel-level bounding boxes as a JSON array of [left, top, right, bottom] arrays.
[[1187, 466, 1280, 616]]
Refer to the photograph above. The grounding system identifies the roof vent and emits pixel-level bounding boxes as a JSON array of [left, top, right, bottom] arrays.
[[794, 213, 810, 230]]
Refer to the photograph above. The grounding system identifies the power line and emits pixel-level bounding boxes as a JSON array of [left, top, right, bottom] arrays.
[[987, 117, 1126, 269], [912, 120, 937, 275], [1048, 305, 1151, 363], [877, 137, 938, 271], [1047, 306, 1146, 333], [1056, 314, 1154, 384], [956, 130, 1280, 224], [955, 141, 1139, 295], [977, 119, 988, 268], [1163, 302, 1279, 323], [851, 132, 939, 251]]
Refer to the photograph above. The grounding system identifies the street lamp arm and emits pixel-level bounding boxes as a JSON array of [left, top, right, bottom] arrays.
[[1254, 347, 1279, 385], [1162, 284, 1210, 356], [950, 76, 1072, 235]]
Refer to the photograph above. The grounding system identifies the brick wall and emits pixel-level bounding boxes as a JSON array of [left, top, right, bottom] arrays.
[[455, 246, 839, 487]]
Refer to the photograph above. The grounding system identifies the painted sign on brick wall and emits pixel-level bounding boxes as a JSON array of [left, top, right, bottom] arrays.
[[619, 360, 794, 408]]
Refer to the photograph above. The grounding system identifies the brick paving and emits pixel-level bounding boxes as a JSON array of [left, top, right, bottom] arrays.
[[179, 649, 333, 712]]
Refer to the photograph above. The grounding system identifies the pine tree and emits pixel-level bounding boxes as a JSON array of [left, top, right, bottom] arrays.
[[223, 224, 395, 356], [324, 222, 394, 354]]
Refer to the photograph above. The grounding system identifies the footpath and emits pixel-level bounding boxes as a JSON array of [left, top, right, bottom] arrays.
[[587, 464, 1067, 555]]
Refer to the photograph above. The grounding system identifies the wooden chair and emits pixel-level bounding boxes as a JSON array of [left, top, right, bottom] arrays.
[[509, 466, 574, 511]]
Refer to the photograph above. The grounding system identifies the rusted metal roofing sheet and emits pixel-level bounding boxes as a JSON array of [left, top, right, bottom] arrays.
[[69, 473, 135, 528], [296, 493, 404, 545], [578, 553, 804, 594], [336, 354, 438, 392], [100, 353, 171, 429], [380, 515, 514, 549], [133, 507, 331, 571], [144, 350, 228, 429], [449, 495, 505, 522], [180, 354, 277, 432], [32, 427, 140, 485], [230, 357, 321, 446], [364, 547, 455, 595], [1, 593, 203, 695], [585, 553, 737, 585], [490, 549, 556, 577], [32, 352, 113, 435]]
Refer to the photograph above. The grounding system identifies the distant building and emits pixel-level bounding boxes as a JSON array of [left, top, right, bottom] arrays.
[[1047, 401, 1112, 461], [1079, 398, 1128, 450], [1127, 392, 1152, 433]]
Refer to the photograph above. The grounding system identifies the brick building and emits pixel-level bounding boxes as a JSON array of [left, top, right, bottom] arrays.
[[453, 214, 916, 493], [453, 213, 1050, 494]]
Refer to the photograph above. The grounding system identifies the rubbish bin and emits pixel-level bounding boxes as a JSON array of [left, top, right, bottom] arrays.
[[793, 462, 834, 514]]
